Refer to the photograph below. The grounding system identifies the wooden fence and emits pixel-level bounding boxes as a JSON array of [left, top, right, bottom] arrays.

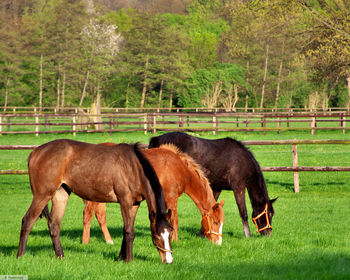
[[0, 111, 350, 135], [1, 106, 350, 114], [1, 139, 349, 193]]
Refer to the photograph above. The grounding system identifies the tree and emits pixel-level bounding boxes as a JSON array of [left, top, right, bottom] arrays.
[[220, 0, 306, 109], [79, 18, 122, 107], [0, 3, 24, 110], [178, 63, 247, 109], [299, 0, 350, 108]]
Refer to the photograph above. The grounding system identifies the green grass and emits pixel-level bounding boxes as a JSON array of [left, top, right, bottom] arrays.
[[0, 130, 349, 279]]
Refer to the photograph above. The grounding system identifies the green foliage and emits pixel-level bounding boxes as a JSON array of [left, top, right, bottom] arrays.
[[178, 63, 247, 107], [0, 0, 349, 110]]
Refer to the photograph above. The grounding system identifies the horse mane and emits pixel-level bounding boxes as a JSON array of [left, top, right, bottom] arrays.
[[133, 143, 167, 215], [159, 144, 212, 195], [224, 138, 270, 201]]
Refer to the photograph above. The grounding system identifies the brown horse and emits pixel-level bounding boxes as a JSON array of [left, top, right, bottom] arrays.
[[149, 132, 277, 237], [17, 139, 173, 263], [82, 143, 225, 245]]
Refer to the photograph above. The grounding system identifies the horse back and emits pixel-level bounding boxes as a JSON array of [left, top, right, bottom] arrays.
[[28, 139, 145, 203], [149, 133, 259, 190]]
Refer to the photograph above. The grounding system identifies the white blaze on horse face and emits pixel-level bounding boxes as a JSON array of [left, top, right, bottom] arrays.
[[161, 229, 173, 264], [216, 223, 223, 245]]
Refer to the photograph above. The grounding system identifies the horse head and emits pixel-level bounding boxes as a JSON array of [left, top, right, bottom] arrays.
[[201, 200, 225, 245], [252, 197, 278, 236], [150, 210, 173, 264]]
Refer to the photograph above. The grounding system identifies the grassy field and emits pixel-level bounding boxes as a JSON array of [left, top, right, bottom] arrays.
[[0, 130, 349, 279]]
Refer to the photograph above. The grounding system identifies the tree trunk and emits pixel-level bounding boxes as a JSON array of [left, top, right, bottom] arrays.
[[56, 75, 60, 111], [169, 85, 174, 112], [158, 79, 164, 110], [56, 63, 61, 111], [245, 60, 250, 112], [39, 54, 43, 112], [125, 82, 130, 109], [275, 59, 283, 109], [140, 53, 149, 109], [260, 43, 269, 110], [274, 40, 285, 109], [61, 67, 66, 108], [347, 76, 350, 110], [80, 69, 90, 107], [4, 77, 10, 112]]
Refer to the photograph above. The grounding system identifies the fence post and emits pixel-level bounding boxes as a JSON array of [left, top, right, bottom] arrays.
[[152, 114, 156, 134], [212, 114, 217, 135], [109, 117, 112, 135], [35, 116, 39, 136], [0, 116, 2, 134], [72, 116, 76, 136], [246, 115, 249, 135], [343, 116, 346, 134], [310, 116, 316, 135], [144, 114, 147, 135], [292, 144, 300, 193], [340, 114, 346, 134], [179, 115, 183, 128], [278, 117, 281, 134]]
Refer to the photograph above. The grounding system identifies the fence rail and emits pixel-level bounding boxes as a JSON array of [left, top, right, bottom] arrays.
[[1, 106, 350, 114], [1, 111, 350, 136], [1, 140, 349, 193]]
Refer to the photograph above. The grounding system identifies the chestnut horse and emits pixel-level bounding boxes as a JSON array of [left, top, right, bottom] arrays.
[[17, 139, 173, 263], [82, 143, 225, 245], [149, 132, 277, 237]]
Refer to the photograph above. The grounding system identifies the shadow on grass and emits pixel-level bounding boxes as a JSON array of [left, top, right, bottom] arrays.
[[266, 178, 347, 192], [182, 252, 350, 279], [28, 225, 150, 241]]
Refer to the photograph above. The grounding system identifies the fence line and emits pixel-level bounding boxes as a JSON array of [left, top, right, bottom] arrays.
[[0, 112, 350, 136], [1, 139, 349, 193], [1, 106, 350, 114]]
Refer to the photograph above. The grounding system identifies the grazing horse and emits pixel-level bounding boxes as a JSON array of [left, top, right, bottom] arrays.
[[82, 143, 225, 245], [17, 139, 173, 263], [149, 132, 277, 237]]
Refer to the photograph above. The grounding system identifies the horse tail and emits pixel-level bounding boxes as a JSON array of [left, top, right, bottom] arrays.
[[39, 204, 51, 220], [133, 143, 167, 215]]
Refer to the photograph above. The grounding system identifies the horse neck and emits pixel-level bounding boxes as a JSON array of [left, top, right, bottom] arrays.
[[180, 157, 216, 216], [246, 170, 270, 212]]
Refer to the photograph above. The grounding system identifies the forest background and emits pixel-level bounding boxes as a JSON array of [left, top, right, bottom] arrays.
[[0, 0, 349, 112]]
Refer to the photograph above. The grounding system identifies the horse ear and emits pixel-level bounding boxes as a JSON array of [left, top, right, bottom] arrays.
[[219, 200, 225, 207], [165, 209, 172, 221], [150, 210, 156, 223], [270, 197, 278, 204]]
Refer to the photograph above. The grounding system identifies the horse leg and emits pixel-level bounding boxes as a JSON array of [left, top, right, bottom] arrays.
[[17, 196, 52, 258], [82, 201, 97, 244], [48, 186, 70, 258], [167, 199, 178, 242], [95, 202, 113, 244], [119, 203, 139, 262], [198, 190, 222, 238], [233, 187, 251, 237]]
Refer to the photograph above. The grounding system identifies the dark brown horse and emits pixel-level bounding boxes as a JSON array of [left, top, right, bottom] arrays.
[[149, 132, 277, 237], [17, 139, 173, 263], [82, 143, 225, 245]]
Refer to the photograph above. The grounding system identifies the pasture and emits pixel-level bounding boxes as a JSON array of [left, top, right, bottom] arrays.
[[0, 130, 349, 279]]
